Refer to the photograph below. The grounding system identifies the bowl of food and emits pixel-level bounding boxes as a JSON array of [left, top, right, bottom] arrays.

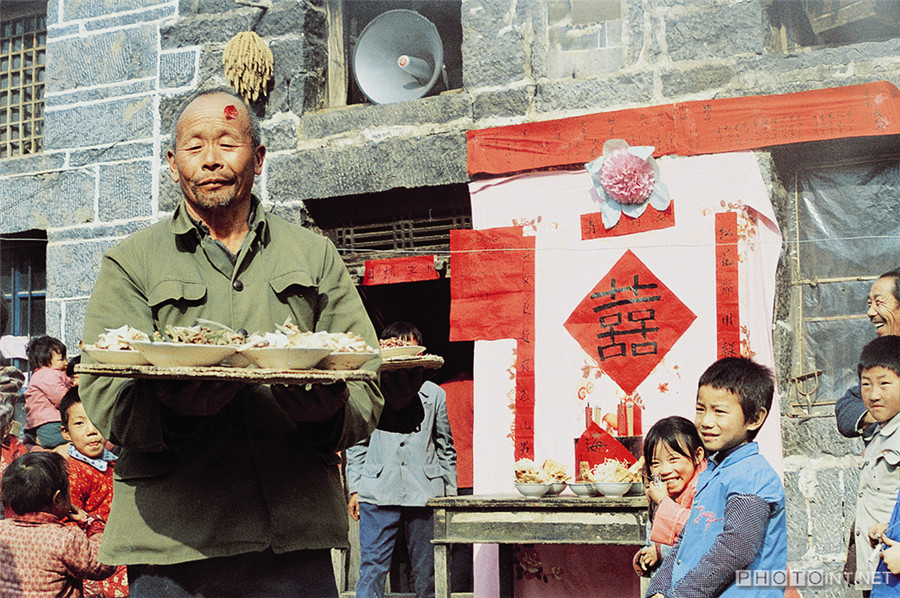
[[568, 482, 596, 497], [548, 482, 567, 495], [318, 352, 378, 370], [381, 345, 426, 358], [593, 481, 632, 498], [82, 348, 151, 366], [514, 483, 550, 498], [241, 346, 332, 370], [132, 341, 238, 368]]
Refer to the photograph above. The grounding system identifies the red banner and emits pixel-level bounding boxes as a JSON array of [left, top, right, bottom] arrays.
[[468, 81, 900, 175], [362, 255, 439, 286], [581, 202, 676, 240], [715, 213, 741, 358]]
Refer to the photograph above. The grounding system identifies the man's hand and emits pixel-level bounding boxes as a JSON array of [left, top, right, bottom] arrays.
[[155, 381, 246, 416], [380, 368, 425, 411], [870, 522, 889, 547], [271, 382, 349, 422], [348, 493, 360, 521], [881, 534, 900, 574]]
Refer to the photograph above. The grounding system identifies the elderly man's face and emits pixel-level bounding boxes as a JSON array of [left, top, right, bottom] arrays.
[[167, 93, 265, 213], [867, 276, 900, 336]]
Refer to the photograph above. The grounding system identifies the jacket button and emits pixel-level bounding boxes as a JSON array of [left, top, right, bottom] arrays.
[[233, 280, 244, 291], [400, 442, 405, 447]]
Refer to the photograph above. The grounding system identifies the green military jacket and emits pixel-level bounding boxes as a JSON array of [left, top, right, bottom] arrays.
[[80, 198, 383, 565]]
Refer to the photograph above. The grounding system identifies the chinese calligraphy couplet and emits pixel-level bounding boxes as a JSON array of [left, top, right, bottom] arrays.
[[362, 255, 440, 286], [715, 213, 741, 358]]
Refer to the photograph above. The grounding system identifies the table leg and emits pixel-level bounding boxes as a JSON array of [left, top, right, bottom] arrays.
[[435, 543, 451, 598], [498, 544, 515, 598]]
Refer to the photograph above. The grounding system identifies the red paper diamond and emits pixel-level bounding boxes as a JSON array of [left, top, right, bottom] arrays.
[[564, 250, 696, 394]]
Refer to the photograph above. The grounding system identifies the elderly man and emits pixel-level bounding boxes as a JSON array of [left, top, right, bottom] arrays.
[[835, 268, 900, 439], [80, 88, 391, 596]]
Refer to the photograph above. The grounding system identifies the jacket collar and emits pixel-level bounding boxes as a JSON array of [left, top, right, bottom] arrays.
[[169, 195, 268, 243]]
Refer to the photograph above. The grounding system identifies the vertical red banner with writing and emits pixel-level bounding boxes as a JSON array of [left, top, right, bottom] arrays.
[[715, 213, 740, 358], [449, 227, 536, 459]]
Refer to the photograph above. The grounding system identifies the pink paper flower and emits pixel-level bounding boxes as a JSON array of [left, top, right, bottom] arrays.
[[598, 148, 656, 205]]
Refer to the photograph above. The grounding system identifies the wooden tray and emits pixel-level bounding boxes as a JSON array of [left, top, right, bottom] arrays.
[[379, 354, 444, 371], [76, 363, 376, 385]]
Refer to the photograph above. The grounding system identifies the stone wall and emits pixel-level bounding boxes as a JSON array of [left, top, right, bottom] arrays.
[[1, 0, 896, 588]]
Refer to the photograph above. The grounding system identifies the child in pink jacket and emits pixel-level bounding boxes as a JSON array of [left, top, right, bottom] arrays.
[[24, 336, 74, 450]]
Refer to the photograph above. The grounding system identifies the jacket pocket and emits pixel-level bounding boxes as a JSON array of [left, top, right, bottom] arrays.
[[148, 280, 207, 308], [269, 270, 315, 295], [424, 463, 443, 479], [361, 462, 385, 479]]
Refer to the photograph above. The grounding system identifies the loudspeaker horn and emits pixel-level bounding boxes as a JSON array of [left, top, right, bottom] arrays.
[[352, 9, 444, 105]]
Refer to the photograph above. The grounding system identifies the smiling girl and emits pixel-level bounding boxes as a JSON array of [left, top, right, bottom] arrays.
[[633, 415, 707, 577]]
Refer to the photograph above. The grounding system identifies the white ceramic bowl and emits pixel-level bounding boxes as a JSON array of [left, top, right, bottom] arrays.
[[317, 352, 378, 370], [593, 482, 632, 497], [83, 348, 151, 366], [241, 346, 332, 370], [514, 483, 550, 498], [381, 345, 426, 358], [568, 482, 596, 497], [548, 482, 567, 495], [132, 341, 238, 368]]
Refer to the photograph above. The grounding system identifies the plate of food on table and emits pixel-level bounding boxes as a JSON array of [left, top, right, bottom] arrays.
[[513, 458, 572, 497], [378, 336, 444, 371]]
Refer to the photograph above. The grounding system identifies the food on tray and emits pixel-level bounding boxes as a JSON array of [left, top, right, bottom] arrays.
[[79, 325, 150, 351], [150, 325, 246, 346], [514, 458, 549, 484], [587, 457, 644, 483], [541, 459, 570, 483], [245, 319, 376, 354]]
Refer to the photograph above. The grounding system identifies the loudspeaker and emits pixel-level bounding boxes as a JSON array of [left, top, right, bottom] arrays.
[[352, 9, 444, 105]]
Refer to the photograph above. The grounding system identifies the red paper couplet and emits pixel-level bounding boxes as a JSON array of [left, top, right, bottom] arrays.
[[581, 202, 676, 240], [467, 81, 900, 175], [715, 213, 741, 358], [362, 255, 439, 286]]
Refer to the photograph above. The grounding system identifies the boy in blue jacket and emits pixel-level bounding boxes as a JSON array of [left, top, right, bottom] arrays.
[[647, 357, 787, 598]]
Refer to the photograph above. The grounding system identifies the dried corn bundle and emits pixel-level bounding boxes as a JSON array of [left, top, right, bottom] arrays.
[[223, 31, 273, 103]]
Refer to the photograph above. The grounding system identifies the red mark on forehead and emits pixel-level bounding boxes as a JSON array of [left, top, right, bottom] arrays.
[[224, 104, 238, 120]]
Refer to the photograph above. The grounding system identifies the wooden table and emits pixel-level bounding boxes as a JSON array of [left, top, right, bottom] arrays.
[[428, 493, 648, 598]]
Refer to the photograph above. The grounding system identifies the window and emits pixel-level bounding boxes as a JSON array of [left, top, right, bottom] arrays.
[[0, 1, 47, 158], [0, 230, 47, 343], [771, 136, 900, 417], [769, 0, 900, 52]]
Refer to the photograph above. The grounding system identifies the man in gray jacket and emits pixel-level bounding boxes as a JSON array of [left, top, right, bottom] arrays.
[[347, 322, 457, 598]]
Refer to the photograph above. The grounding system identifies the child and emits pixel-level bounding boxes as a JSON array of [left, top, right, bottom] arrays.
[[647, 357, 787, 598], [60, 388, 128, 597], [852, 335, 900, 595], [24, 335, 74, 450], [632, 416, 706, 577], [0, 451, 116, 595]]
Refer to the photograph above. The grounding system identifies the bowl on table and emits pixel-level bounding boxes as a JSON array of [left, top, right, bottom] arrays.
[[547, 482, 567, 496], [514, 483, 551, 498], [593, 481, 632, 498], [567, 482, 596, 497]]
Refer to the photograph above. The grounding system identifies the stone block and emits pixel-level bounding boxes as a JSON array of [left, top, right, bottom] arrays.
[[98, 161, 154, 222], [660, 63, 735, 98], [621, 0, 645, 66], [47, 237, 118, 299], [267, 35, 327, 116], [606, 18, 622, 46], [47, 26, 157, 90], [549, 0, 571, 25], [84, 5, 176, 31], [44, 96, 155, 149], [472, 86, 534, 121], [0, 153, 67, 176], [553, 24, 601, 52], [266, 132, 468, 202], [535, 70, 653, 113], [810, 468, 848, 555], [461, 25, 527, 88], [665, 0, 767, 61], [0, 170, 94, 231], [784, 470, 808, 560], [48, 24, 80, 37], [572, 0, 621, 25], [257, 2, 322, 38], [63, 0, 163, 20], [161, 12, 255, 47], [45, 80, 156, 107], [299, 92, 471, 140], [69, 142, 155, 168], [781, 417, 862, 458], [65, 298, 90, 352], [262, 118, 297, 152], [160, 49, 199, 90]]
